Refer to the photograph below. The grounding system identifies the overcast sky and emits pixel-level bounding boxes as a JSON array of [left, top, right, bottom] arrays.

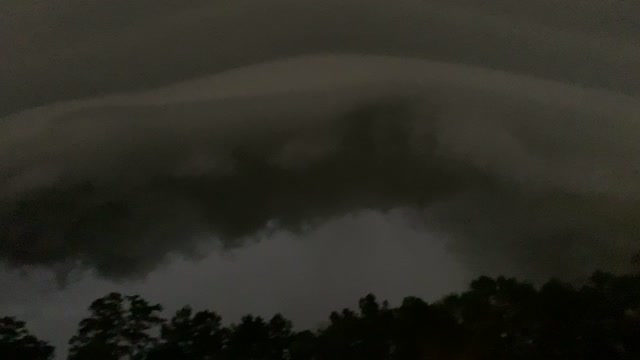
[[2, 1, 640, 358]]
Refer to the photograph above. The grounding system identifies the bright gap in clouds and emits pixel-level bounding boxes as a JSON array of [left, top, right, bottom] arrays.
[[0, 210, 467, 358]]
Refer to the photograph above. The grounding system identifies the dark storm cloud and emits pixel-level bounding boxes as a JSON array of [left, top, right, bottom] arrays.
[[1, 54, 639, 280], [2, 0, 639, 116]]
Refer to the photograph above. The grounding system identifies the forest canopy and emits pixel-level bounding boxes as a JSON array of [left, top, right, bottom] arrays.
[[2, 270, 639, 360]]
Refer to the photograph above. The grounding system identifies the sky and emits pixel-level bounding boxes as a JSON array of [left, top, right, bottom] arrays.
[[2, 0, 640, 357], [1, 210, 468, 357]]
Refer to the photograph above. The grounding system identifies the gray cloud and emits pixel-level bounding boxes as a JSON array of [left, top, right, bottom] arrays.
[[2, 0, 639, 116], [1, 54, 639, 281]]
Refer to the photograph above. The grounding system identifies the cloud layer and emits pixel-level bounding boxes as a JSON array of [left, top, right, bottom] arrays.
[[2, 54, 639, 280], [3, 0, 639, 116]]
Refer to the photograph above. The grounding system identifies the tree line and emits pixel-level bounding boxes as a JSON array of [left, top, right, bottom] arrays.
[[2, 271, 639, 360]]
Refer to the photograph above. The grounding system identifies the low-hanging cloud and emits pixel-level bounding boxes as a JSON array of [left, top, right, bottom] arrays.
[[1, 55, 639, 280], [3, 0, 639, 117]]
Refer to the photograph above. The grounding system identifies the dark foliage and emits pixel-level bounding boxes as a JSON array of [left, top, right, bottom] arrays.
[[67, 292, 163, 360], [2, 271, 638, 359], [0, 316, 54, 360]]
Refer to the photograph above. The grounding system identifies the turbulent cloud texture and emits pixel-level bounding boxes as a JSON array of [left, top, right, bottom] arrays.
[[1, 0, 639, 280]]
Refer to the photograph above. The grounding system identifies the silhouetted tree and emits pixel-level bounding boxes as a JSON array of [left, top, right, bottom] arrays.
[[287, 330, 316, 360], [68, 292, 163, 360], [394, 296, 461, 359], [147, 306, 225, 360], [47, 270, 639, 360], [265, 314, 294, 360], [315, 294, 395, 360], [446, 276, 540, 359], [224, 315, 270, 360], [0, 316, 54, 360]]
